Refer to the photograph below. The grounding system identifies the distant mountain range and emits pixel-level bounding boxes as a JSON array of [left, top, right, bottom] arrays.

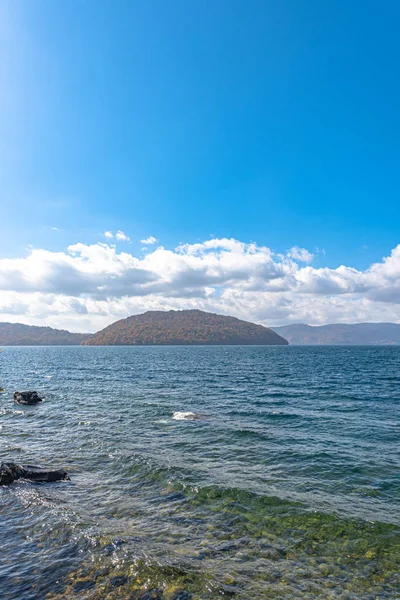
[[271, 323, 400, 345], [2, 316, 400, 346], [82, 309, 288, 346], [0, 322, 89, 346]]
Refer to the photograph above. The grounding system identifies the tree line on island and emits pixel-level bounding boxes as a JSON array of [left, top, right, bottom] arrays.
[[1, 310, 400, 346], [81, 309, 288, 346]]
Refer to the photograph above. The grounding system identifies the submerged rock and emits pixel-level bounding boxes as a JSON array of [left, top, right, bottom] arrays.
[[0, 462, 70, 485], [14, 391, 43, 405]]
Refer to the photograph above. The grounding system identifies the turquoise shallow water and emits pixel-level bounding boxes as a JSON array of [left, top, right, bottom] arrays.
[[0, 345, 399, 599]]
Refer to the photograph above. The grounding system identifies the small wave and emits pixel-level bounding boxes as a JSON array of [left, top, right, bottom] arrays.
[[172, 411, 201, 421], [0, 408, 24, 416]]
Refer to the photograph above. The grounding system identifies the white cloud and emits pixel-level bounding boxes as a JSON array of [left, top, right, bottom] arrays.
[[140, 236, 158, 245], [115, 230, 130, 242], [287, 246, 314, 263], [51, 226, 60, 231], [104, 230, 131, 242], [0, 237, 399, 331]]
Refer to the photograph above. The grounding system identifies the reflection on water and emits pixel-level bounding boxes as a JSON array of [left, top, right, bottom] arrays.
[[0, 346, 399, 598]]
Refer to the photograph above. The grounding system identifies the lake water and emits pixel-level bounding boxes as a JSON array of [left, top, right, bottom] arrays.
[[0, 346, 399, 599]]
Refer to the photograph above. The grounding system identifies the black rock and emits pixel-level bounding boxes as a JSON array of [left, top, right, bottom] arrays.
[[14, 391, 43, 405], [0, 462, 70, 485], [110, 575, 128, 588]]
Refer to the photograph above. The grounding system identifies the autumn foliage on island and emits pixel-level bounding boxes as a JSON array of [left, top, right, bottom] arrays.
[[82, 309, 288, 346]]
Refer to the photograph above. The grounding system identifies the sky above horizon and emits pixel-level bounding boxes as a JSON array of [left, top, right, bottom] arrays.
[[1, 0, 400, 332]]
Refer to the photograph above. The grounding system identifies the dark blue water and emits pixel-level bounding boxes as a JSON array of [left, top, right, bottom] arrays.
[[0, 346, 399, 599]]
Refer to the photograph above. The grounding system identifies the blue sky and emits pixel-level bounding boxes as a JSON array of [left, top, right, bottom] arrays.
[[1, 1, 400, 330]]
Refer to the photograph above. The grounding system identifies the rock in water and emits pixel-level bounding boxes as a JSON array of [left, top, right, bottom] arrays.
[[0, 462, 70, 485], [14, 391, 43, 405]]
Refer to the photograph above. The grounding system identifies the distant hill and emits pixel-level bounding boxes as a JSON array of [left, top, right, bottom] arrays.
[[271, 323, 400, 345], [0, 322, 89, 346], [82, 309, 288, 346]]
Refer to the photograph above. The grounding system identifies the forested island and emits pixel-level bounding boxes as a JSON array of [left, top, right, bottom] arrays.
[[82, 309, 288, 346]]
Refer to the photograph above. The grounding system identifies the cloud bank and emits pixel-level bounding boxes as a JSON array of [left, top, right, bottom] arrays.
[[0, 238, 399, 332]]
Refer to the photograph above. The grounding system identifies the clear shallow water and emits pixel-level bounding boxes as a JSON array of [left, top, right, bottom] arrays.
[[0, 345, 399, 599]]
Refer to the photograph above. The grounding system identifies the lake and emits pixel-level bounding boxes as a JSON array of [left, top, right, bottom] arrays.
[[0, 346, 399, 599]]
